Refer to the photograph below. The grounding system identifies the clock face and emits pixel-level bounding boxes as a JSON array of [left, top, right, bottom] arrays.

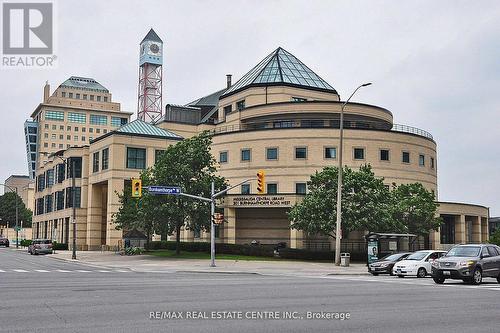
[[150, 43, 160, 54]]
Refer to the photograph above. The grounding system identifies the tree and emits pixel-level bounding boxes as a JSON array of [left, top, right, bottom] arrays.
[[288, 165, 397, 240], [390, 182, 442, 240], [113, 132, 226, 254], [0, 192, 32, 228], [489, 229, 500, 246]]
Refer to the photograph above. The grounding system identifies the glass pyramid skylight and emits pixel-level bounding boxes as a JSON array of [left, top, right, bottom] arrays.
[[222, 47, 336, 97]]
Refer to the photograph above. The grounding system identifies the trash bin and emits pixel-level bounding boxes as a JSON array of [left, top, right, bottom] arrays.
[[340, 253, 350, 267]]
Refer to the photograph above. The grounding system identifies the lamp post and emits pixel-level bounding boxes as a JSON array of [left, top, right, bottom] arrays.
[[334, 82, 372, 266], [42, 152, 77, 259], [0, 184, 19, 248]]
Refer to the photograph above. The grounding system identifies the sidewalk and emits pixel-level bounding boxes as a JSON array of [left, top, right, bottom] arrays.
[[49, 250, 370, 277]]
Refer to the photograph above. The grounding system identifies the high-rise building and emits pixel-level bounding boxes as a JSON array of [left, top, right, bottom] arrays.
[[25, 77, 133, 172], [137, 29, 163, 123]]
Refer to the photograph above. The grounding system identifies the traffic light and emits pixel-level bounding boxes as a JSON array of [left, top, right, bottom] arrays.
[[257, 170, 265, 195], [131, 178, 142, 198], [213, 213, 224, 225]]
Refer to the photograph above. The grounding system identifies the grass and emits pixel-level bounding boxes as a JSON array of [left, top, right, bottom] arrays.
[[145, 249, 282, 261]]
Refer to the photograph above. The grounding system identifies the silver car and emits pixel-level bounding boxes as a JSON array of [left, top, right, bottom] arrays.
[[28, 239, 53, 255]]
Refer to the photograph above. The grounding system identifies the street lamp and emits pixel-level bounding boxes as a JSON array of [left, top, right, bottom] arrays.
[[0, 184, 19, 248], [41, 151, 77, 259], [334, 82, 372, 266]]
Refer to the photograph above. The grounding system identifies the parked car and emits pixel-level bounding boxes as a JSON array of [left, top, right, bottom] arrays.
[[0, 236, 9, 247], [393, 250, 446, 278], [431, 244, 500, 285], [28, 239, 53, 255], [368, 252, 412, 275]]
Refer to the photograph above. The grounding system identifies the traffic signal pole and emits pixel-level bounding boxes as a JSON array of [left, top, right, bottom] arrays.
[[210, 182, 216, 267]]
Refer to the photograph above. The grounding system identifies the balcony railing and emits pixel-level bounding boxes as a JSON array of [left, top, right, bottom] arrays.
[[208, 119, 433, 140]]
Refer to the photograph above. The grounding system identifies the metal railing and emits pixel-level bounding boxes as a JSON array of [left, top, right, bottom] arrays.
[[208, 119, 433, 140]]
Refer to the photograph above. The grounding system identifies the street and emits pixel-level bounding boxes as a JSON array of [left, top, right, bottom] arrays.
[[1, 248, 500, 332]]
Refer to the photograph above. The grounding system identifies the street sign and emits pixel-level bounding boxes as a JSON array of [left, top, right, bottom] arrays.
[[147, 186, 182, 195], [14, 226, 21, 231]]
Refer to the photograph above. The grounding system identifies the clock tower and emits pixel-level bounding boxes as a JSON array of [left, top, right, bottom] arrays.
[[137, 29, 163, 123]]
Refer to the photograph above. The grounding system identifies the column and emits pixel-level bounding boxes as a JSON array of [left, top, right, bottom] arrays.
[[106, 178, 123, 250], [430, 228, 440, 250], [472, 216, 481, 243], [455, 215, 466, 244], [481, 217, 489, 242], [225, 207, 236, 244], [86, 184, 103, 250]]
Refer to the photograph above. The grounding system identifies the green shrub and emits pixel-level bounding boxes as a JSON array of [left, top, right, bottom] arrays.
[[52, 242, 68, 250], [124, 247, 143, 255], [20, 239, 32, 247], [489, 229, 500, 246]]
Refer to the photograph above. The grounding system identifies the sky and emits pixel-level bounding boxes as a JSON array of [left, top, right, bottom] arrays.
[[0, 0, 499, 215]]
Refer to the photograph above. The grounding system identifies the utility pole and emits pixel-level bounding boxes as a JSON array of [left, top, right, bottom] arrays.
[[210, 181, 216, 267], [15, 187, 19, 249], [334, 83, 372, 266], [71, 158, 77, 260]]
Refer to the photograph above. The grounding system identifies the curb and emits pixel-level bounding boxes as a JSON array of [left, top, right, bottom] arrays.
[[175, 270, 261, 275]]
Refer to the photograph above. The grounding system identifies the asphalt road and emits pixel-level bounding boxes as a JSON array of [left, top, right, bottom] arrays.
[[1, 248, 500, 333]]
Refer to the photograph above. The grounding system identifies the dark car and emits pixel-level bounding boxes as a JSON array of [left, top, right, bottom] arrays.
[[432, 244, 500, 285], [0, 236, 9, 247], [28, 239, 53, 255], [368, 252, 412, 275]]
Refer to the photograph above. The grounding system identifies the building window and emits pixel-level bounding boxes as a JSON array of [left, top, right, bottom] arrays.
[[59, 144, 63, 149], [96, 128, 100, 133], [292, 97, 307, 102], [219, 151, 228, 163], [44, 124, 49, 129], [102, 148, 109, 170], [154, 149, 165, 163], [223, 105, 232, 115], [296, 183, 307, 194], [61, 92, 66, 98], [267, 183, 278, 194], [51, 134, 56, 139], [56, 190, 65, 210], [402, 151, 410, 163], [97, 96, 101, 102], [241, 184, 250, 194], [127, 147, 146, 169], [104, 97, 108, 102], [353, 148, 365, 160], [83, 94, 87, 100], [45, 195, 53, 213], [431, 157, 435, 169], [89, 128, 93, 133], [45, 110, 64, 121], [93, 151, 99, 172], [419, 154, 425, 166], [273, 120, 294, 128], [67, 126, 71, 131], [90, 114, 107, 125], [380, 149, 390, 161], [76, 93, 80, 99], [111, 117, 128, 127], [241, 149, 251, 161], [295, 147, 307, 159], [68, 93, 73, 98], [65, 187, 81, 208], [266, 148, 278, 160], [51, 143, 56, 148], [44, 142, 48, 147], [90, 95, 94, 101], [59, 125, 64, 130], [103, 129, 107, 134], [68, 157, 82, 178], [81, 136, 86, 141], [74, 136, 78, 141], [59, 134, 63, 140], [324, 147, 336, 159], [68, 112, 86, 123], [56, 163, 65, 182], [46, 169, 54, 187], [236, 100, 245, 111], [82, 127, 86, 132]]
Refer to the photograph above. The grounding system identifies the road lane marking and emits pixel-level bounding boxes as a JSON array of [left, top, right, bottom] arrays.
[[35, 269, 49, 272], [115, 270, 129, 273], [13, 269, 29, 272], [0, 270, 5, 272], [98, 270, 111, 273], [76, 270, 91, 273], [56, 269, 71, 272]]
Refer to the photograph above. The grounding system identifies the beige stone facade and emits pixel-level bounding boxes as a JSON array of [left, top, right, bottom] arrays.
[[30, 48, 490, 253], [4, 175, 35, 212]]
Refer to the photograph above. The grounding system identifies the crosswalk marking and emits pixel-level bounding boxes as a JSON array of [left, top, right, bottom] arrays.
[[35, 269, 49, 272], [0, 268, 132, 273]]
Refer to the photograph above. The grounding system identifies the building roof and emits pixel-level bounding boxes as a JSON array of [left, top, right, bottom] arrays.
[[141, 28, 162, 44], [59, 76, 109, 93], [91, 119, 183, 143], [115, 119, 182, 138], [221, 47, 337, 98], [186, 88, 227, 107]]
